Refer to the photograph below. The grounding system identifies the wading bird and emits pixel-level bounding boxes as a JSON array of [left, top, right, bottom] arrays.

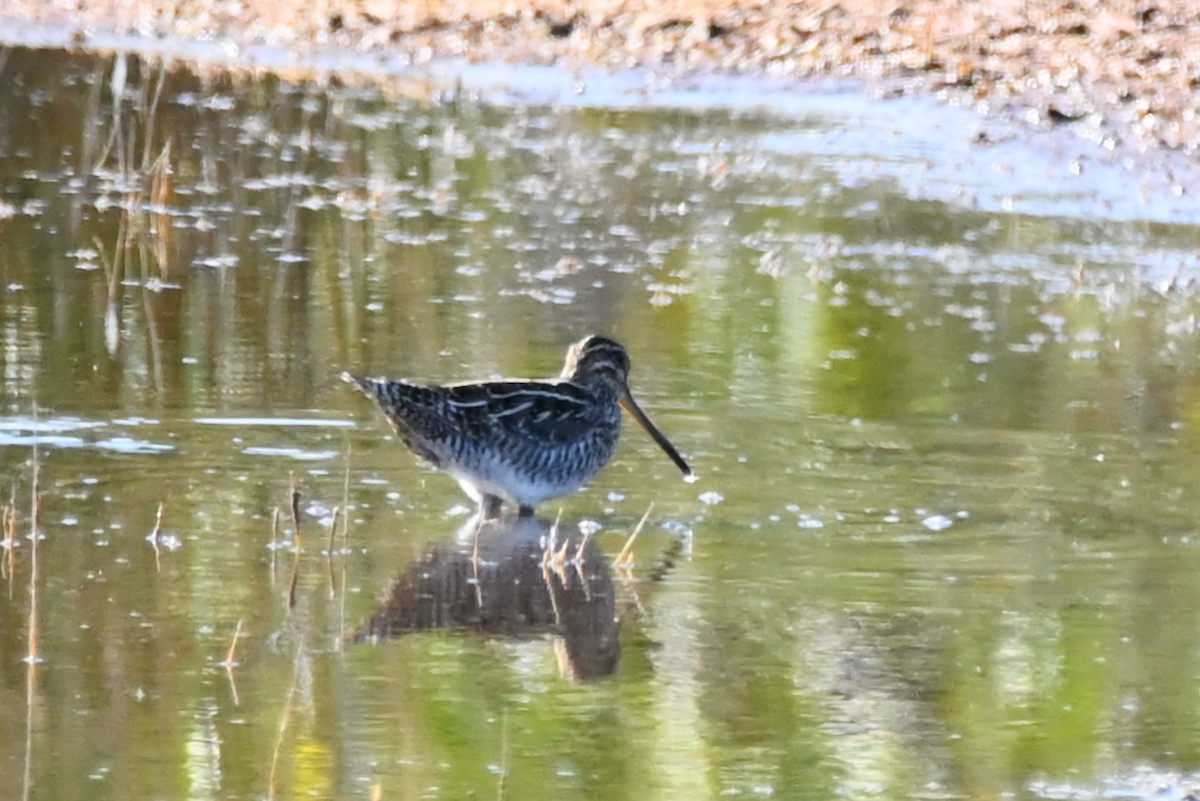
[[342, 335, 693, 518]]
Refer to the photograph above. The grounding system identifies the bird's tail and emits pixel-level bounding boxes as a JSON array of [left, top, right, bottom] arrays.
[[340, 372, 424, 414], [339, 371, 378, 398]]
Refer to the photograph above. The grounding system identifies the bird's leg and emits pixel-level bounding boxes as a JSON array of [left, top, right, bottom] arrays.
[[473, 497, 502, 566], [470, 513, 485, 610]]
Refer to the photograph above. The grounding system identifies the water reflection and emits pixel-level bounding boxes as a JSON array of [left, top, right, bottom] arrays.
[[352, 513, 622, 680]]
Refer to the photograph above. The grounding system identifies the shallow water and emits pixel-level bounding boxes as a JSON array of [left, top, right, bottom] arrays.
[[2, 46, 1200, 801]]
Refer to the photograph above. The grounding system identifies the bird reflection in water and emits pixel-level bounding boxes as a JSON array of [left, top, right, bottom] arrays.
[[351, 513, 624, 680]]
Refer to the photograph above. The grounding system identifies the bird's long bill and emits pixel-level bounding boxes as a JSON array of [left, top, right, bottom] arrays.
[[618, 389, 693, 478]]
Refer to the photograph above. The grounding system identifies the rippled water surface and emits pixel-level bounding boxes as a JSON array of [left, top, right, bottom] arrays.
[[2, 46, 1200, 801]]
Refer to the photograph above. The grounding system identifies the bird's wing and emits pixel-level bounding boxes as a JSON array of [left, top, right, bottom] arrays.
[[444, 380, 601, 446]]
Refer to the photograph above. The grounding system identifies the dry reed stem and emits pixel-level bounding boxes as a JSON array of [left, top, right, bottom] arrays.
[[225, 666, 241, 708], [326, 506, 340, 598], [95, 221, 125, 356], [22, 436, 42, 801], [614, 524, 688, 625], [85, 60, 175, 376], [26, 462, 40, 666], [340, 444, 352, 550], [573, 527, 592, 565], [221, 619, 244, 707], [270, 506, 280, 584], [286, 483, 302, 611], [222, 619, 244, 667], [572, 536, 594, 603], [613, 503, 654, 570], [266, 638, 305, 801], [290, 479, 301, 536], [339, 444, 352, 650], [327, 506, 340, 558], [543, 549, 564, 628], [540, 508, 564, 581], [88, 60, 117, 172], [3, 502, 15, 587], [149, 138, 173, 276], [150, 501, 164, 572], [138, 216, 165, 395], [551, 537, 570, 576], [471, 509, 485, 565], [287, 546, 301, 612], [138, 64, 167, 175]]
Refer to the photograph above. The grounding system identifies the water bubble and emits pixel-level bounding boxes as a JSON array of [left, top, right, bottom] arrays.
[[922, 515, 953, 531], [154, 534, 182, 551]]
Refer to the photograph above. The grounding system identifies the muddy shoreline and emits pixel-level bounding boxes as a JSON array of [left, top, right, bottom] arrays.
[[2, 1, 1199, 173]]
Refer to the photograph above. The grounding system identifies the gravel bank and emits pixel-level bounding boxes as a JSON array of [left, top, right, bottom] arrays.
[[3, 1, 1199, 160]]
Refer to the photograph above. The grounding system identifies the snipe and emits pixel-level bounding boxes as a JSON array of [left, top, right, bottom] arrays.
[[342, 335, 692, 517]]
